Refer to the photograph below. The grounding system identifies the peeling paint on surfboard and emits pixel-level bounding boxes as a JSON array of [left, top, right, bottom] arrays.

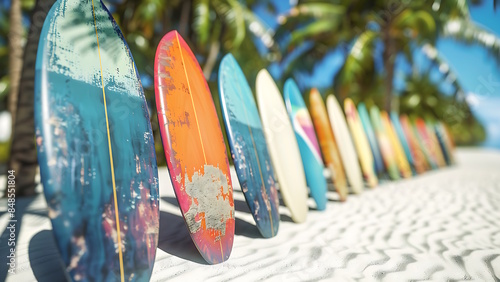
[[34, 0, 159, 281], [218, 54, 280, 238], [284, 79, 327, 211], [154, 30, 235, 264]]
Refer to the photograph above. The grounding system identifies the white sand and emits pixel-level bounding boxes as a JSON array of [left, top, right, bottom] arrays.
[[1, 148, 500, 281]]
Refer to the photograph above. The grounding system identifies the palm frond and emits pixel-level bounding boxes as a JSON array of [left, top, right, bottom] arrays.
[[442, 19, 500, 64], [193, 0, 211, 46]]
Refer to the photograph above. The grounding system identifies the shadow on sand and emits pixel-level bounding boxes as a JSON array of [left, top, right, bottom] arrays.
[[29, 230, 67, 282]]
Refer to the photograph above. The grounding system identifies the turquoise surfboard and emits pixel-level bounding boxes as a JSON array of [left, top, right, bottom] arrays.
[[284, 79, 327, 211], [358, 103, 385, 176], [218, 54, 280, 238], [34, 0, 159, 280]]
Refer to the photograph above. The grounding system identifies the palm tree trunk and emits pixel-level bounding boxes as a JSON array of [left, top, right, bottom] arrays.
[[8, 0, 23, 132], [179, 0, 191, 38], [202, 40, 220, 79], [383, 26, 396, 112], [6, 0, 57, 197]]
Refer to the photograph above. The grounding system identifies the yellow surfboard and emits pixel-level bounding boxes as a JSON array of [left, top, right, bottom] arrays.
[[381, 111, 412, 178], [344, 98, 378, 187]]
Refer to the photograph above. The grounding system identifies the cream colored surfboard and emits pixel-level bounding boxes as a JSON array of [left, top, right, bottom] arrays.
[[256, 69, 308, 223], [326, 95, 364, 194]]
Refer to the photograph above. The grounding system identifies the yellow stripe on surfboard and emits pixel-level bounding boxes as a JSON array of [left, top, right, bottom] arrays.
[[173, 32, 224, 259], [91, 1, 125, 281]]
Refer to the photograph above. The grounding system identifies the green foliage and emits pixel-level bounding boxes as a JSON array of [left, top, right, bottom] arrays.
[[400, 71, 486, 145], [0, 141, 9, 163], [1, 0, 496, 169], [278, 0, 494, 145], [105, 0, 280, 164]]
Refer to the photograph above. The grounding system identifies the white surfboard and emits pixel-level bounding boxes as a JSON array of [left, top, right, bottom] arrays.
[[326, 95, 364, 194], [256, 69, 308, 223]]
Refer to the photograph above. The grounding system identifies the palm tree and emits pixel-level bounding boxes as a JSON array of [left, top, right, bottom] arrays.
[[7, 0, 56, 197], [8, 0, 23, 131], [400, 70, 486, 145], [278, 0, 500, 112]]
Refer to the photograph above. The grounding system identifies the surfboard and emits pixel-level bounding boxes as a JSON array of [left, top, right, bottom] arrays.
[[344, 98, 378, 187], [434, 122, 452, 166], [415, 118, 440, 169], [357, 103, 385, 176], [309, 89, 348, 201], [284, 79, 327, 210], [381, 111, 412, 178], [155, 31, 234, 264], [256, 69, 308, 223], [437, 121, 455, 165], [218, 54, 279, 238], [399, 115, 428, 173], [369, 106, 400, 180], [426, 120, 447, 167], [326, 95, 364, 194], [390, 112, 415, 174], [34, 1, 159, 280]]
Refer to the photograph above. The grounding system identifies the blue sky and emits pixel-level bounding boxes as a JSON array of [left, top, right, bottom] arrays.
[[437, 2, 500, 149], [256, 0, 500, 149]]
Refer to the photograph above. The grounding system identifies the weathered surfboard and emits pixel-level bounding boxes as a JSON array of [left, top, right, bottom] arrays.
[[358, 103, 385, 176], [309, 88, 348, 201], [218, 54, 279, 238], [155, 31, 235, 264], [284, 79, 327, 210], [256, 69, 308, 223], [381, 111, 412, 178], [344, 98, 378, 187], [370, 106, 400, 180], [34, 0, 159, 280]]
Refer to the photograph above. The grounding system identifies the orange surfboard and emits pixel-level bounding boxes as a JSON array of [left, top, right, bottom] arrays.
[[309, 89, 348, 201], [154, 31, 234, 264]]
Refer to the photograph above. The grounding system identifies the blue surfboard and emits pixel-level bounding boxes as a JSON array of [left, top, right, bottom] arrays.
[[284, 79, 327, 211], [435, 122, 453, 165], [35, 0, 159, 280], [358, 103, 385, 176], [390, 112, 415, 174], [218, 54, 280, 238]]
